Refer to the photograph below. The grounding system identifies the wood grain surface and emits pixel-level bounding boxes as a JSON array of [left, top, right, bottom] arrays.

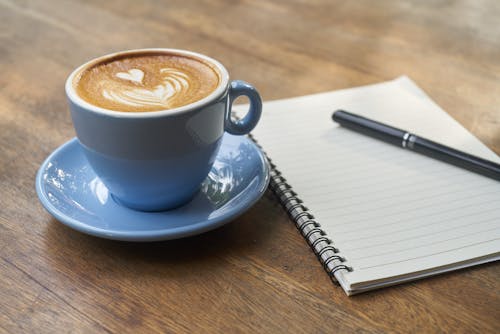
[[1, 0, 499, 332]]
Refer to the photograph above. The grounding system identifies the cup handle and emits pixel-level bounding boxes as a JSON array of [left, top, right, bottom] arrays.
[[224, 80, 262, 135]]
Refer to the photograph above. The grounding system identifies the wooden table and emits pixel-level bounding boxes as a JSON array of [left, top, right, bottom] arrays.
[[1, 0, 499, 332]]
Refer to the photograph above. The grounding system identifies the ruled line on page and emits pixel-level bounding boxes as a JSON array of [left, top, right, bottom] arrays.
[[356, 238, 500, 270], [316, 198, 500, 236], [349, 221, 500, 260], [347, 227, 500, 269], [273, 152, 461, 189], [311, 179, 494, 210], [295, 169, 467, 203], [304, 179, 497, 213], [317, 189, 500, 219], [342, 211, 500, 252], [334, 205, 500, 242], [259, 134, 481, 198]]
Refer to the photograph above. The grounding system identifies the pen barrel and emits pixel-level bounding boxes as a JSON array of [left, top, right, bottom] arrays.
[[411, 136, 500, 181], [332, 110, 406, 146]]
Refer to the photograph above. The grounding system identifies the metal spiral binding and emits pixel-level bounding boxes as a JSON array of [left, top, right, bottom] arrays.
[[247, 133, 353, 282]]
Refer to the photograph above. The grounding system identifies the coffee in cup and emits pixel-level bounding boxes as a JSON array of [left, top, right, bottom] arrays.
[[74, 52, 221, 112], [66, 49, 262, 211]]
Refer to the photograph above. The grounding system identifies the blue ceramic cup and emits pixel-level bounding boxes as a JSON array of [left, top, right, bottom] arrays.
[[65, 49, 262, 211]]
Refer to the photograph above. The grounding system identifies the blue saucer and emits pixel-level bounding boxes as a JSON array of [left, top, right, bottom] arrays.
[[36, 134, 270, 241]]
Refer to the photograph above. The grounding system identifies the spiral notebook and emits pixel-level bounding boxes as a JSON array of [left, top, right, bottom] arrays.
[[236, 76, 500, 295]]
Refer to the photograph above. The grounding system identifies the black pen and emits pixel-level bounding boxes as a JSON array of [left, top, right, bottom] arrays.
[[331, 110, 500, 181]]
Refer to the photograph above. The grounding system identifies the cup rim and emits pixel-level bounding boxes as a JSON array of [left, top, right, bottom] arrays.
[[65, 48, 230, 118]]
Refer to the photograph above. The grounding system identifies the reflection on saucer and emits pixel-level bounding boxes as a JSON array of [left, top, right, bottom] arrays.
[[201, 141, 257, 208]]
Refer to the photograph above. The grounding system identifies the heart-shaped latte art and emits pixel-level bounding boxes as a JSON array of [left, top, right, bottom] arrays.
[[115, 68, 144, 83], [102, 67, 190, 108]]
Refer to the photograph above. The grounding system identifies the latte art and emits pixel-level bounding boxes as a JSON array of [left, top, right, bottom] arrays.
[[102, 68, 190, 108], [75, 53, 220, 112], [116, 68, 144, 83]]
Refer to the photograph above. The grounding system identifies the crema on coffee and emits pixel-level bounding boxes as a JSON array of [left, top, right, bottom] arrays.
[[74, 52, 221, 112]]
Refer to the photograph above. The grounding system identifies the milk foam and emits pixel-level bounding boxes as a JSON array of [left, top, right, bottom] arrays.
[[102, 68, 190, 108], [75, 53, 220, 112]]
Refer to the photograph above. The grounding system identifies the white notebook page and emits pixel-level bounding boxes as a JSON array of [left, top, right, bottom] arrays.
[[237, 77, 500, 294]]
